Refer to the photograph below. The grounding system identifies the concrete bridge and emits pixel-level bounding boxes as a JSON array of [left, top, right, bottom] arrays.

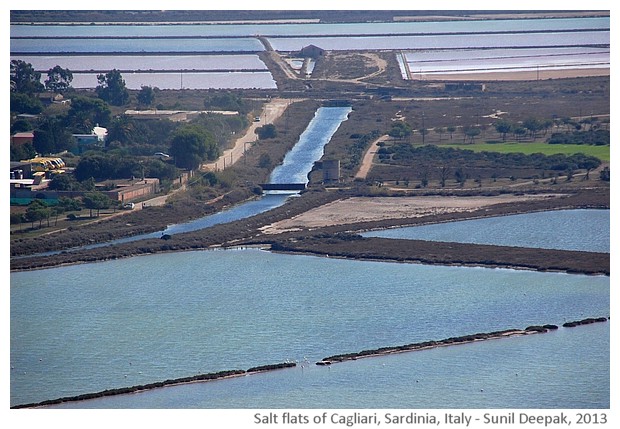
[[261, 183, 307, 191]]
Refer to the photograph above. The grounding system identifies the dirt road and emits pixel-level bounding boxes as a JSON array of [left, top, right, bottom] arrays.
[[202, 98, 301, 172], [355, 134, 389, 180]]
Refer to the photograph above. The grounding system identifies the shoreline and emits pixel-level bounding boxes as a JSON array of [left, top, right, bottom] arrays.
[[10, 188, 610, 273]]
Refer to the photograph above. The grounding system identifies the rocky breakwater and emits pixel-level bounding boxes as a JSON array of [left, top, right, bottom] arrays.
[[11, 362, 296, 409], [316, 317, 608, 366]]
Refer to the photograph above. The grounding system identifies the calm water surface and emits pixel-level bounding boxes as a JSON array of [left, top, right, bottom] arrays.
[[10, 17, 609, 89], [49, 321, 610, 409], [69, 71, 278, 90], [10, 17, 609, 38], [269, 107, 352, 185], [363, 209, 610, 253], [11, 249, 609, 407], [10, 37, 264, 53], [9, 17, 610, 409], [404, 47, 610, 74], [268, 31, 609, 52], [12, 54, 268, 72]]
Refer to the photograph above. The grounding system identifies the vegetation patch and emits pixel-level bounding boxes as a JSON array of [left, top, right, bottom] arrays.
[[441, 142, 610, 162]]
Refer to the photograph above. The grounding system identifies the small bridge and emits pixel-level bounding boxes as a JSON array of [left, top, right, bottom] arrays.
[[260, 183, 307, 191]]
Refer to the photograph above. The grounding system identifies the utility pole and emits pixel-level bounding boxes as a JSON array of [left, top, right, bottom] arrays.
[[422, 111, 425, 144]]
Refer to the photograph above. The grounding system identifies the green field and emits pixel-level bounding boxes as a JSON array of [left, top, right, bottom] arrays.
[[440, 142, 610, 162]]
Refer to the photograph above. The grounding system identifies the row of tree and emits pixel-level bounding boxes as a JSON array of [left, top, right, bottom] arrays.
[[10, 60, 73, 94], [385, 113, 609, 146], [10, 59, 157, 109], [11, 193, 116, 229], [378, 143, 602, 177]]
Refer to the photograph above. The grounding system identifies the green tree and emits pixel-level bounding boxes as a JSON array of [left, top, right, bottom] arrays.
[[255, 124, 277, 140], [10, 60, 44, 94], [463, 126, 481, 143], [204, 92, 248, 113], [11, 118, 35, 134], [169, 126, 218, 170], [494, 120, 513, 141], [599, 166, 610, 182], [33, 116, 74, 155], [10, 92, 43, 114], [48, 173, 81, 191], [10, 140, 36, 162], [575, 156, 602, 180], [96, 69, 130, 106], [513, 127, 527, 141], [74, 153, 136, 181], [66, 96, 112, 132], [57, 196, 82, 212], [439, 165, 450, 188], [388, 121, 412, 139], [137, 85, 155, 106], [24, 200, 51, 228], [142, 159, 178, 182], [45, 65, 73, 92], [454, 167, 468, 187], [82, 192, 112, 217], [106, 115, 136, 145], [446, 125, 456, 140], [434, 127, 445, 142], [523, 117, 542, 138]]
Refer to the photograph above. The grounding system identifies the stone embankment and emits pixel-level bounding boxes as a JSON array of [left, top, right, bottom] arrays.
[[316, 317, 609, 366], [11, 362, 296, 409]]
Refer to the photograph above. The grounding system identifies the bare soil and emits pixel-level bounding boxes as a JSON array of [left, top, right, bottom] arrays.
[[259, 194, 566, 234]]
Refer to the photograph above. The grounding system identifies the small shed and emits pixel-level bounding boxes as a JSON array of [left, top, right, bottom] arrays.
[[300, 45, 326, 59], [11, 131, 34, 145]]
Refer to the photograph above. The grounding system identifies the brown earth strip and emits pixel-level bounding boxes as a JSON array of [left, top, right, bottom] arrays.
[[10, 187, 609, 273], [268, 235, 609, 275]]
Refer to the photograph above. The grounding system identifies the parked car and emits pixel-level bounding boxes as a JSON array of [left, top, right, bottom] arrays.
[[122, 202, 135, 210]]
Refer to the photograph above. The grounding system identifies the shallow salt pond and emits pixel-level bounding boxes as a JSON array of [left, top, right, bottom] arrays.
[[363, 209, 609, 253]]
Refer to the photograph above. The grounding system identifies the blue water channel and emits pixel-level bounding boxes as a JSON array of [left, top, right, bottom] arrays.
[[11, 106, 351, 257]]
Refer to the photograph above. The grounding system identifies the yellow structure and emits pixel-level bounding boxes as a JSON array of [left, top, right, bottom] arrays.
[[21, 157, 66, 172]]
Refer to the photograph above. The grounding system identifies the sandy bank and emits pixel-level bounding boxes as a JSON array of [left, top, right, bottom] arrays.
[[260, 194, 565, 234]]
